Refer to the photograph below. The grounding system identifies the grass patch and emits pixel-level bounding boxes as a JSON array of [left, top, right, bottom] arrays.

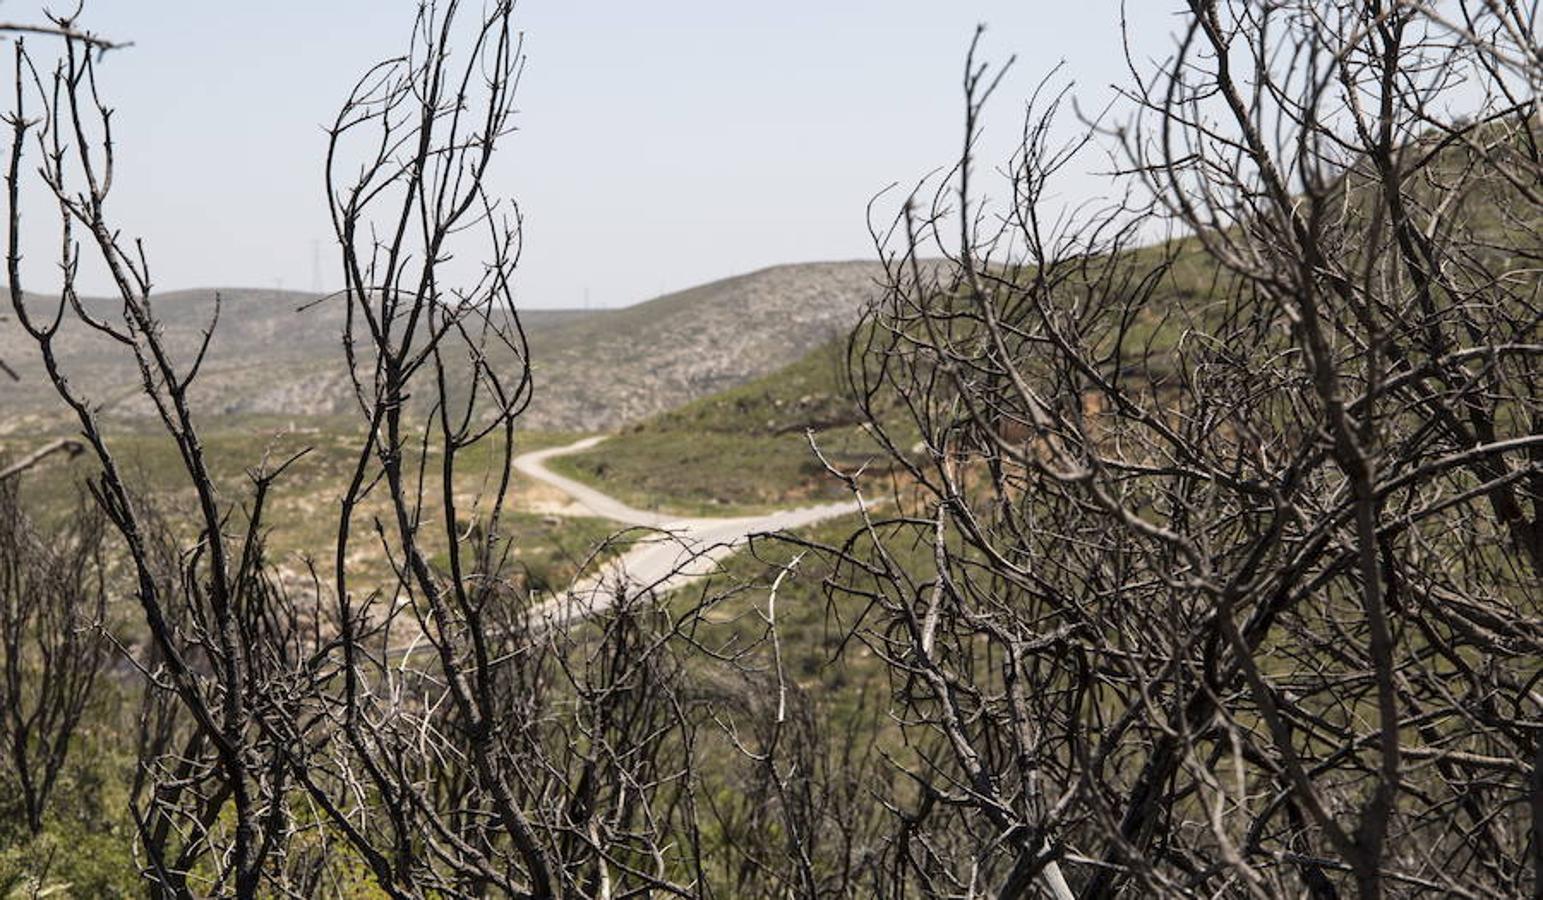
[[2, 419, 615, 593], [547, 339, 906, 516]]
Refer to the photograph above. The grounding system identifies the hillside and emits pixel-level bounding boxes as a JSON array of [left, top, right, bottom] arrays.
[[547, 334, 911, 514], [518, 261, 893, 429], [0, 261, 896, 433], [0, 287, 590, 433]]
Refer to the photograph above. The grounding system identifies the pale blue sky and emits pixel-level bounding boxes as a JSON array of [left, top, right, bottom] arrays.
[[6, 2, 1181, 308]]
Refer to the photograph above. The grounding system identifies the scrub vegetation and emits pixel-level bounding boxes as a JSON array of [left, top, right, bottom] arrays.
[[0, 2, 1538, 898]]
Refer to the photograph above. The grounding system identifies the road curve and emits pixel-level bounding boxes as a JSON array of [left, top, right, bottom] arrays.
[[515, 435, 861, 622], [513, 436, 675, 528]]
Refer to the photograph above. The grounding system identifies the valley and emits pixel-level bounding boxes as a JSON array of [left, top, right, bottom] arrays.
[[1, 259, 900, 600], [513, 434, 861, 615]]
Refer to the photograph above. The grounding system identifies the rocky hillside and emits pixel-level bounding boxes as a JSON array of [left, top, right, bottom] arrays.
[[0, 288, 587, 434], [0, 261, 896, 432], [521, 261, 891, 429]]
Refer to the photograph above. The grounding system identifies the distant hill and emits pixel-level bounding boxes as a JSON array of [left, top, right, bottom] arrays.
[[520, 261, 893, 429], [0, 261, 897, 433], [0, 288, 588, 428]]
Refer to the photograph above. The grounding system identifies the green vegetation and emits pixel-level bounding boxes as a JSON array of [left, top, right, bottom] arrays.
[[0, 677, 141, 898], [547, 337, 902, 515], [692, 512, 896, 716], [6, 420, 612, 593]]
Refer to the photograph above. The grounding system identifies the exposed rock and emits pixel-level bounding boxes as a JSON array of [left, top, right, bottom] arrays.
[[2, 261, 906, 430]]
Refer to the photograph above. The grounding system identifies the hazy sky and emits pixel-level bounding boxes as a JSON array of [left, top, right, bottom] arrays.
[[5, 2, 1180, 308]]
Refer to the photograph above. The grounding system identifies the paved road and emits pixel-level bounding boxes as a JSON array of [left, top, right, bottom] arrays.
[[515, 436, 861, 622]]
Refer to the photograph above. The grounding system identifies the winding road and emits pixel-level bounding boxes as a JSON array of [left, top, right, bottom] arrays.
[[514, 436, 860, 622]]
